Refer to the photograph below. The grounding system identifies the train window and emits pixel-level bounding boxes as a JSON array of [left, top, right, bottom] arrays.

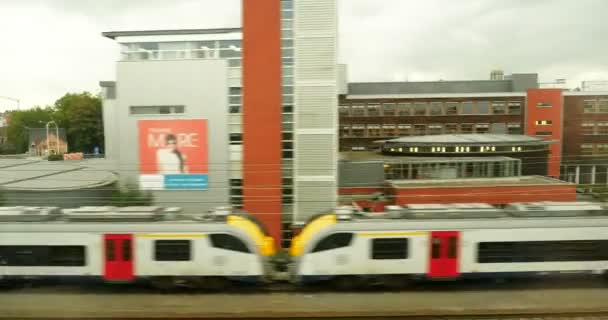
[[477, 240, 608, 263], [448, 237, 458, 259], [371, 238, 408, 260], [122, 240, 132, 261], [0, 246, 86, 266], [431, 237, 441, 259], [154, 240, 191, 261], [106, 240, 115, 261], [210, 234, 251, 253], [312, 233, 354, 253]]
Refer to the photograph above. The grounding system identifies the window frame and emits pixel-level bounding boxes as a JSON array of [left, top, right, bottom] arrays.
[[154, 240, 192, 261], [371, 238, 409, 260], [312, 233, 354, 253], [209, 233, 251, 253]]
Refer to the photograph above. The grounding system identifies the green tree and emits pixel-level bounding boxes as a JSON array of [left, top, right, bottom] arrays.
[[6, 107, 55, 153], [110, 183, 154, 207], [53, 92, 104, 153]]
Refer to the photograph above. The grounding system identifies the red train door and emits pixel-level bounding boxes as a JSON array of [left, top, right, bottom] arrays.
[[428, 231, 460, 279], [103, 234, 134, 281]]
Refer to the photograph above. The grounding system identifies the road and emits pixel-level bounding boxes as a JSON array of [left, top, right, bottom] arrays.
[[0, 276, 607, 319]]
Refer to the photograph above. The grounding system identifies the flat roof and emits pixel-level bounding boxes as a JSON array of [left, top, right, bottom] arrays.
[[340, 151, 517, 163], [389, 176, 572, 189], [0, 159, 117, 191], [380, 134, 552, 146], [102, 28, 242, 40]]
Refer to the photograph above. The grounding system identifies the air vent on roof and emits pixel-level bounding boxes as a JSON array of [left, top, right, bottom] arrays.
[[0, 207, 61, 222]]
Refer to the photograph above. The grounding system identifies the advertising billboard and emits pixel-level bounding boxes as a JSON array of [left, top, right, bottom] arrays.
[[138, 120, 208, 190]]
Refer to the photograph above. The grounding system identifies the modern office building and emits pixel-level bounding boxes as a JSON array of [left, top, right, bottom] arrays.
[[100, 0, 338, 245]]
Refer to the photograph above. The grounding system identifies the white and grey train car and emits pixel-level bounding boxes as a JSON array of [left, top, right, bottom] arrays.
[[289, 202, 608, 287], [0, 207, 276, 288]]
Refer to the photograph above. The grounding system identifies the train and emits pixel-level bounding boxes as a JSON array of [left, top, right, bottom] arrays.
[[1, 202, 607, 290]]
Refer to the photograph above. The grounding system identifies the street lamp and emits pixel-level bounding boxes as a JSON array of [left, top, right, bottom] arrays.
[[0, 96, 20, 110]]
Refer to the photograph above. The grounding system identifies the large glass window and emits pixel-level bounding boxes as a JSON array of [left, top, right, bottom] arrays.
[[582, 122, 596, 135], [340, 125, 350, 137], [367, 125, 382, 137], [371, 238, 408, 260], [398, 103, 411, 116], [351, 125, 365, 137], [477, 102, 491, 115], [461, 102, 474, 115], [413, 103, 428, 116], [210, 234, 251, 253], [584, 100, 596, 113], [508, 102, 522, 115], [461, 123, 474, 134], [382, 124, 396, 137], [398, 124, 411, 136], [598, 144, 608, 154], [428, 124, 443, 135], [339, 105, 350, 117], [130, 105, 185, 115], [367, 104, 381, 116], [491, 102, 506, 115], [600, 100, 608, 113], [445, 123, 459, 134], [383, 103, 396, 116], [413, 124, 427, 135], [477, 240, 608, 263], [475, 124, 490, 134], [429, 102, 443, 116], [598, 122, 608, 135], [581, 144, 594, 155], [445, 102, 459, 115], [0, 246, 86, 267], [507, 123, 522, 134], [312, 233, 354, 253], [154, 240, 191, 261], [351, 105, 365, 117]]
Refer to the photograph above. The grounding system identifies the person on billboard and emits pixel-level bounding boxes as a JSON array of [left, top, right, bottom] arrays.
[[156, 134, 188, 174]]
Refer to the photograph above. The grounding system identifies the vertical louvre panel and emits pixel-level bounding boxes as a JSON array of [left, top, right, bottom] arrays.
[[297, 134, 335, 176], [293, 0, 338, 222]]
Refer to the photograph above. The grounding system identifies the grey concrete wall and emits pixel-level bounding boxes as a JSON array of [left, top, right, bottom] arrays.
[[511, 73, 539, 92], [338, 161, 385, 187], [112, 59, 229, 213], [4, 187, 113, 208]]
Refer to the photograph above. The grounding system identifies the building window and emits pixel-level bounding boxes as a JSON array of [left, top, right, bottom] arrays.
[[340, 125, 350, 137], [507, 123, 522, 134], [600, 100, 608, 113], [382, 124, 396, 137], [229, 105, 241, 113], [584, 100, 596, 113], [154, 240, 191, 261], [582, 122, 595, 135], [210, 234, 251, 253], [428, 124, 443, 135], [351, 105, 365, 116], [413, 124, 427, 135], [383, 103, 396, 116], [371, 238, 408, 260], [367, 104, 381, 116], [477, 102, 491, 115], [535, 120, 553, 126], [491, 102, 506, 115], [475, 124, 490, 134], [508, 102, 522, 115], [398, 124, 411, 136], [445, 102, 458, 115], [429, 102, 443, 116], [230, 133, 243, 145], [598, 122, 608, 135], [367, 125, 382, 137], [312, 233, 354, 253], [535, 131, 552, 136], [351, 125, 365, 137], [398, 103, 411, 116], [461, 123, 474, 134], [339, 105, 350, 117], [537, 102, 553, 107], [597, 144, 608, 154], [130, 105, 185, 115], [461, 102, 474, 115], [445, 123, 458, 134], [581, 144, 594, 155], [413, 103, 427, 116]]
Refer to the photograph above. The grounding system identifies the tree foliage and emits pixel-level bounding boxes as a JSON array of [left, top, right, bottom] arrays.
[[6, 107, 54, 153], [110, 183, 154, 207], [53, 92, 104, 153], [4, 92, 103, 154]]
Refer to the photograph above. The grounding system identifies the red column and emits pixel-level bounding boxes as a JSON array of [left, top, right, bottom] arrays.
[[242, 0, 283, 244], [525, 89, 563, 178]]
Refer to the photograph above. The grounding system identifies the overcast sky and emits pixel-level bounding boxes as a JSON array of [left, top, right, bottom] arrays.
[[1, 0, 607, 109]]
